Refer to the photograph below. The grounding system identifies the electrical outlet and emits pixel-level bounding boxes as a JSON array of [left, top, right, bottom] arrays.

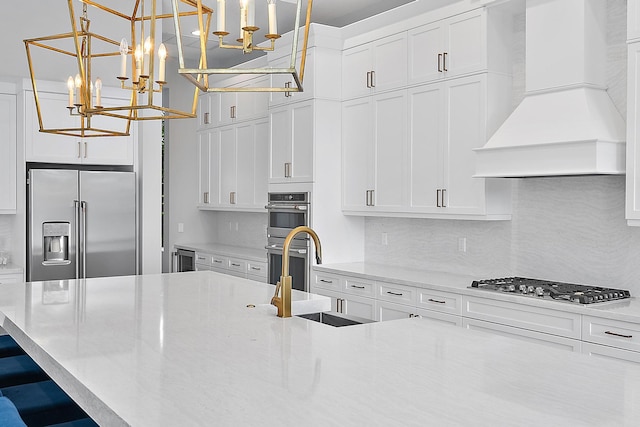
[[458, 237, 467, 253], [178, 223, 184, 233], [381, 232, 388, 245]]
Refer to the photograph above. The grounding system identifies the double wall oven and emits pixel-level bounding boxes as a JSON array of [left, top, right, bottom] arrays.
[[266, 192, 310, 292]]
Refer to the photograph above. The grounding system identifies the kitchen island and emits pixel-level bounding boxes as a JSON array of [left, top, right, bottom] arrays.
[[0, 271, 639, 426]]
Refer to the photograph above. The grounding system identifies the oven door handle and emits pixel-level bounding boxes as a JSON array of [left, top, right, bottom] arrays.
[[265, 245, 308, 255], [265, 204, 308, 211]]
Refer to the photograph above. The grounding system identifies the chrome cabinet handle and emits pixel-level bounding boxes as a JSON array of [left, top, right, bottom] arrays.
[[230, 105, 236, 119], [365, 189, 375, 207], [204, 112, 210, 125], [284, 81, 292, 97], [387, 291, 403, 296], [213, 259, 223, 264], [284, 162, 292, 178], [442, 189, 447, 208], [83, 141, 87, 158], [436, 189, 441, 207], [250, 266, 261, 271], [230, 191, 236, 204], [428, 298, 446, 304], [320, 279, 333, 284], [77, 141, 82, 158], [204, 191, 209, 204], [370, 70, 375, 88], [438, 53, 443, 72], [366, 71, 371, 88], [605, 331, 633, 339], [231, 263, 241, 267], [443, 52, 448, 71], [351, 285, 365, 289]]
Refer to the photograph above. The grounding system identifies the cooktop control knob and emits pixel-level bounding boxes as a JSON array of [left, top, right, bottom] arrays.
[[527, 286, 535, 294], [507, 284, 516, 292], [519, 284, 527, 294], [535, 287, 545, 297]]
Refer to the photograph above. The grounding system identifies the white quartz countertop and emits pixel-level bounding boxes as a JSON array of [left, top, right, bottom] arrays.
[[314, 262, 640, 323], [0, 264, 23, 275], [1, 271, 640, 426], [174, 242, 267, 262]]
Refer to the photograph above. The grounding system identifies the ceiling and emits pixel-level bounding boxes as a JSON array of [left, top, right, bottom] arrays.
[[161, 0, 459, 68]]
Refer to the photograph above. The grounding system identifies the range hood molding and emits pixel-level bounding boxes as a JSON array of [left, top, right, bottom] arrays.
[[474, 0, 626, 178]]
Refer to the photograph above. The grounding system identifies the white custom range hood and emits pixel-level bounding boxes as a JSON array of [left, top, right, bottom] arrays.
[[474, 0, 625, 178]]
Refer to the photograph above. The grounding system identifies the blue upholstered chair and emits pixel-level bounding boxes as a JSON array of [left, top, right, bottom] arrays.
[[0, 335, 25, 358], [0, 355, 50, 388]]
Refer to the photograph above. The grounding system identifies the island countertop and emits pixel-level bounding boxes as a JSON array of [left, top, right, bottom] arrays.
[[1, 271, 639, 426]]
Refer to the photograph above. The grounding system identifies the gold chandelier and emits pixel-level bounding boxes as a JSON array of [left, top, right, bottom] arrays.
[[24, 0, 211, 138], [171, 0, 313, 93]]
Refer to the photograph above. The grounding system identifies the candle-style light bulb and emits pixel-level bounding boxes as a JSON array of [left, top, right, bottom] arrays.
[[67, 76, 74, 107], [217, 0, 226, 33], [143, 36, 152, 76], [157, 43, 167, 82], [74, 74, 82, 106], [134, 44, 143, 82], [267, 0, 277, 35], [247, 0, 255, 27], [240, 0, 248, 31], [95, 78, 102, 107], [119, 38, 128, 78]]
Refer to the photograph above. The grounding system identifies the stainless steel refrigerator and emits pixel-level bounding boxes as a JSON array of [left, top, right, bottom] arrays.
[[27, 168, 137, 282]]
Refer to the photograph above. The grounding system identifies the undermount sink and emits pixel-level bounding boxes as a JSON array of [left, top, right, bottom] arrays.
[[296, 311, 374, 327]]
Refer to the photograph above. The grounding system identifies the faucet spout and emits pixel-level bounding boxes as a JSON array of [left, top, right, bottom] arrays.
[[271, 226, 322, 318]]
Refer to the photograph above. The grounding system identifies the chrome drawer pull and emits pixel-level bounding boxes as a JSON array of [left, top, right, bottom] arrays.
[[320, 279, 333, 284], [604, 331, 633, 339], [251, 266, 261, 271], [231, 263, 241, 267], [428, 298, 446, 304], [387, 291, 403, 296], [213, 260, 223, 264], [351, 285, 365, 289]]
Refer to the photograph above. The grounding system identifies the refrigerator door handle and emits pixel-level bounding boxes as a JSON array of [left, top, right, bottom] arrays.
[[74, 200, 80, 279], [81, 201, 87, 279]]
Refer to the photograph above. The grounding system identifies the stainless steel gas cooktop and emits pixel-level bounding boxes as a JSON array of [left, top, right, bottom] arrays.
[[470, 277, 631, 304]]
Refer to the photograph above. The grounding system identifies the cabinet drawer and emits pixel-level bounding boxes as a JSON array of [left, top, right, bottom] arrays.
[[376, 300, 415, 322], [210, 255, 229, 270], [342, 276, 376, 298], [415, 308, 462, 327], [195, 252, 212, 267], [582, 316, 640, 353], [463, 318, 582, 352], [377, 281, 417, 306], [312, 272, 343, 292], [246, 261, 267, 278], [227, 258, 247, 274], [416, 288, 462, 316], [463, 296, 581, 339], [582, 342, 640, 365], [0, 274, 22, 285]]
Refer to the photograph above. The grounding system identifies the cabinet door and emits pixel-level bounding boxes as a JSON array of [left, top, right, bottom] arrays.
[[342, 97, 373, 211], [269, 105, 291, 182], [290, 101, 314, 182], [219, 91, 237, 125], [372, 91, 407, 209], [443, 75, 487, 214], [219, 126, 237, 207], [197, 92, 219, 129], [376, 300, 414, 322], [82, 96, 134, 165], [25, 91, 83, 164], [370, 33, 408, 93], [409, 22, 445, 84], [445, 10, 485, 78], [627, 43, 640, 223], [582, 342, 640, 365], [0, 93, 16, 212], [235, 122, 257, 208], [342, 294, 376, 321], [197, 131, 211, 206], [342, 44, 373, 100], [408, 83, 444, 211], [252, 120, 269, 208]]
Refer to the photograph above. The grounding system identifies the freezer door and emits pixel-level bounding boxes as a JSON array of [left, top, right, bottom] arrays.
[[28, 169, 78, 282], [80, 171, 136, 278]]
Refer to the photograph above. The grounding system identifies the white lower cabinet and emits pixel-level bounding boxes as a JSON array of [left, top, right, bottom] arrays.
[[312, 272, 377, 320], [194, 251, 266, 282], [581, 342, 640, 365]]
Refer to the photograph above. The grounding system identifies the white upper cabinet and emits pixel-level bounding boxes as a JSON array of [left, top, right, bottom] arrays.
[[627, 42, 640, 225], [0, 89, 16, 214], [342, 32, 408, 100], [408, 9, 486, 85], [342, 92, 407, 212], [197, 130, 212, 207], [269, 100, 314, 184], [24, 90, 134, 165]]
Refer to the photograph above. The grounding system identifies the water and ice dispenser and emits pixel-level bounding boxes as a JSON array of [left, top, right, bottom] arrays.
[[42, 222, 71, 265]]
